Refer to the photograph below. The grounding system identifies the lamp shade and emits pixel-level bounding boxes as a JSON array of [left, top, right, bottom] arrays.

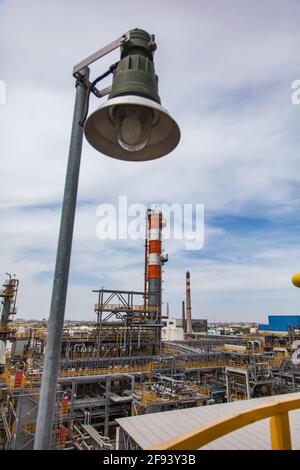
[[84, 95, 180, 161]]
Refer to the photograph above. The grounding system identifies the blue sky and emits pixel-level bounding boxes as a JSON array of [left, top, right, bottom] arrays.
[[1, 0, 300, 322]]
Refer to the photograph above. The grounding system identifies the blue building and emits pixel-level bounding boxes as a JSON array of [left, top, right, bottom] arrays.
[[258, 315, 300, 333]]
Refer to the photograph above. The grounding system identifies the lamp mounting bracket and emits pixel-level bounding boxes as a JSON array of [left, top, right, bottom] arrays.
[[73, 32, 130, 97]]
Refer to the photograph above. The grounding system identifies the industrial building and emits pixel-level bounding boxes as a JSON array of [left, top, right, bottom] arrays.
[[258, 315, 300, 334], [1, 210, 300, 450], [176, 318, 208, 333]]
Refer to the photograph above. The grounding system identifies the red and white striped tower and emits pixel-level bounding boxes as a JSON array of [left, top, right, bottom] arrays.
[[145, 208, 167, 349]]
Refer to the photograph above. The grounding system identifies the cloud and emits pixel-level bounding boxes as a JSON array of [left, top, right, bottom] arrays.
[[1, 0, 300, 321]]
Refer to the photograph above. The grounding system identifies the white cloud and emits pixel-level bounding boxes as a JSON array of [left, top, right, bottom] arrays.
[[1, 0, 300, 321]]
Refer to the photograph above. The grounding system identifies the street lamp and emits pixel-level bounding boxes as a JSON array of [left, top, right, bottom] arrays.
[[33, 28, 180, 449], [85, 29, 180, 161]]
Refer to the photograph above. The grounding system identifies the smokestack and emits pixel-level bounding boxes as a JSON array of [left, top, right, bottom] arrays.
[[186, 271, 192, 334], [143, 218, 148, 309], [147, 209, 165, 350], [181, 300, 186, 333]]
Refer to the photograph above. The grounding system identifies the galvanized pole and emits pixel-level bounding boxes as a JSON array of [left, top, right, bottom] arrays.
[[34, 67, 90, 449]]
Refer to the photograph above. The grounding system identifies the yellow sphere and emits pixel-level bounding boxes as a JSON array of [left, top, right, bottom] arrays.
[[292, 272, 300, 288]]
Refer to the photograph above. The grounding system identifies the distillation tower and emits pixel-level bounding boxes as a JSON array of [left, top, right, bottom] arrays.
[[0, 274, 19, 353]]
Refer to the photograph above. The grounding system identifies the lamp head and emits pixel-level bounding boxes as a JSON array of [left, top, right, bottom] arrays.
[[84, 29, 180, 161]]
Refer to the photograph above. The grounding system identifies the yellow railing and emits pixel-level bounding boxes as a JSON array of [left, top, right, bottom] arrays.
[[24, 363, 155, 384], [150, 394, 300, 450]]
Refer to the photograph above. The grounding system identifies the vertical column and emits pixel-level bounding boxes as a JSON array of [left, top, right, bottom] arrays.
[[144, 218, 148, 309], [34, 67, 90, 450], [186, 271, 192, 334], [0, 276, 19, 330], [104, 377, 111, 437], [147, 210, 162, 350], [181, 300, 186, 333]]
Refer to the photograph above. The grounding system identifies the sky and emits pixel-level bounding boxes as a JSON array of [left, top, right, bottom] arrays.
[[1, 0, 300, 323]]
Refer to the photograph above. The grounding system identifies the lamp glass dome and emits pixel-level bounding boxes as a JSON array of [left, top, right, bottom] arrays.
[[84, 95, 180, 162]]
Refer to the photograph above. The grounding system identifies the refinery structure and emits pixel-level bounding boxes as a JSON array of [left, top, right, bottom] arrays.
[[2, 18, 300, 452], [1, 208, 300, 451]]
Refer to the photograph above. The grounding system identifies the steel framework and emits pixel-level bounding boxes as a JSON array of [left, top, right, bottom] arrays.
[[93, 289, 162, 357]]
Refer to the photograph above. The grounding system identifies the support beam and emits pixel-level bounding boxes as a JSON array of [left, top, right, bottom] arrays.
[[104, 378, 111, 437], [270, 412, 292, 450]]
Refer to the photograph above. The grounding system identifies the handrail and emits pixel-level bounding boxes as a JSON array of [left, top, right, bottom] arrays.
[[149, 394, 300, 450]]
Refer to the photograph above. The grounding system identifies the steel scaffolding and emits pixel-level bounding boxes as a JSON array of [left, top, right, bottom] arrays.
[[93, 289, 162, 357]]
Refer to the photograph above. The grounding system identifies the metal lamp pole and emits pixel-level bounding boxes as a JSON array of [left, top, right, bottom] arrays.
[[34, 67, 90, 449], [34, 34, 127, 451]]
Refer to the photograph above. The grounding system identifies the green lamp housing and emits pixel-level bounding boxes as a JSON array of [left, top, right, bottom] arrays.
[[109, 28, 161, 104]]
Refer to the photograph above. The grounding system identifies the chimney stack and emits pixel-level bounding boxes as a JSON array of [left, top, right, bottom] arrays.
[[186, 271, 192, 334], [146, 208, 166, 350], [181, 300, 186, 333]]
